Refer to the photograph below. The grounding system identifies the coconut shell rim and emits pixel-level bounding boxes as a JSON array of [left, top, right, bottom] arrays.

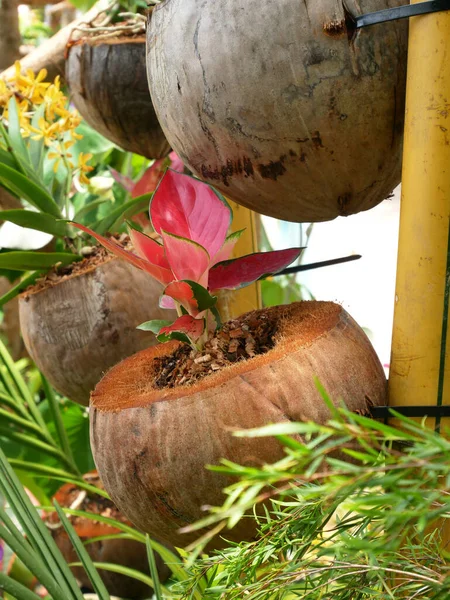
[[91, 300, 357, 412]]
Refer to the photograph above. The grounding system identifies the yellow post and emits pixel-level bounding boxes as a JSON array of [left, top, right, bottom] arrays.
[[217, 202, 261, 320], [388, 4, 450, 541]]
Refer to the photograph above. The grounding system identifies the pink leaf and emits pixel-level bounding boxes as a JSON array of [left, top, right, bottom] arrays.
[[168, 151, 185, 173], [128, 226, 171, 269], [110, 168, 134, 193], [151, 170, 231, 259], [161, 230, 210, 286], [211, 229, 245, 266], [209, 248, 303, 291], [159, 295, 176, 309], [163, 281, 199, 315], [70, 222, 174, 285], [160, 314, 205, 340]]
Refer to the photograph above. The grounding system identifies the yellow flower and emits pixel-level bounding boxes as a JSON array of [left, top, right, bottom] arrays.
[[43, 78, 69, 121], [12, 62, 50, 104], [0, 80, 13, 108], [29, 117, 60, 145], [78, 152, 94, 184]]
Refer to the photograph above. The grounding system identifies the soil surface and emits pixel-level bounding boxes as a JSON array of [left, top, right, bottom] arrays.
[[152, 309, 279, 389], [23, 234, 130, 296], [45, 472, 128, 536]]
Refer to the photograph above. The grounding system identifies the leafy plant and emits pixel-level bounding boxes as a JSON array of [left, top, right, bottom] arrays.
[[174, 400, 450, 599], [0, 66, 156, 306], [72, 169, 303, 349]]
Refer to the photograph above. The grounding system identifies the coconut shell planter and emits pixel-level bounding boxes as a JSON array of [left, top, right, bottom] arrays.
[[147, 0, 408, 222], [19, 243, 176, 406], [66, 36, 170, 159], [44, 471, 171, 598], [90, 301, 387, 548]]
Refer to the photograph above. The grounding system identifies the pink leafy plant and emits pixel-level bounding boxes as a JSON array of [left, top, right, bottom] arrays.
[[71, 170, 302, 349]]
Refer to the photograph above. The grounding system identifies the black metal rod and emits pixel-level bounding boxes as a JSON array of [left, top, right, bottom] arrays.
[[274, 254, 361, 277], [370, 405, 450, 418], [348, 0, 450, 30]]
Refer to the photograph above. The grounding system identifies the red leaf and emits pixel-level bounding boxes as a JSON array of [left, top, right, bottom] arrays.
[[110, 168, 134, 193], [159, 314, 205, 340], [168, 151, 184, 174], [132, 159, 166, 198], [70, 222, 174, 285], [209, 248, 303, 291], [161, 230, 209, 286], [128, 226, 171, 269], [163, 281, 199, 315], [151, 170, 231, 259]]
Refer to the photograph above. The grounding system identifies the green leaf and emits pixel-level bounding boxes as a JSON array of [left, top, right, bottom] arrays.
[[73, 198, 109, 222], [261, 279, 285, 307], [7, 97, 32, 166], [0, 571, 44, 600], [0, 209, 68, 236], [183, 280, 218, 312], [28, 104, 46, 176], [74, 121, 116, 156], [146, 535, 163, 600], [70, 562, 155, 590], [137, 319, 173, 334], [157, 331, 192, 345], [0, 162, 61, 218], [93, 193, 152, 236], [54, 501, 111, 600], [0, 251, 79, 271], [0, 271, 42, 307]]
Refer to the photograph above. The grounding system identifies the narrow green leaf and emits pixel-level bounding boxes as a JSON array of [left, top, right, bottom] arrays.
[[137, 319, 172, 333], [0, 571, 43, 600], [0, 391, 31, 419], [183, 280, 218, 312], [29, 104, 46, 176], [0, 251, 79, 271], [0, 271, 42, 307], [0, 406, 50, 439], [0, 162, 61, 218], [0, 448, 84, 599], [73, 198, 109, 222], [93, 193, 152, 235], [7, 97, 32, 166], [0, 209, 68, 236], [146, 535, 163, 600], [0, 146, 20, 170], [70, 561, 155, 590], [41, 376, 78, 473], [157, 331, 192, 345], [54, 501, 111, 600]]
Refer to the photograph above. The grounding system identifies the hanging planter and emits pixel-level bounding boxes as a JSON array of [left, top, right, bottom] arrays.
[[19, 245, 175, 406], [44, 472, 171, 598], [90, 301, 387, 548], [66, 33, 170, 159], [147, 0, 408, 222]]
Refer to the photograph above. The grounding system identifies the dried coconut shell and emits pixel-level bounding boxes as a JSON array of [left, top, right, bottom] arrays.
[[90, 301, 387, 548]]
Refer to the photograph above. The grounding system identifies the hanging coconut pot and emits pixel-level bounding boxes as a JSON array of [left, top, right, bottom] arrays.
[[147, 0, 408, 222], [19, 247, 176, 406], [44, 471, 171, 598], [66, 35, 170, 159], [90, 301, 387, 548]]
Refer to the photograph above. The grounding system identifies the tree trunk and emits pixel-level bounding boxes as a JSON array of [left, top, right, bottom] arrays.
[[0, 0, 21, 72]]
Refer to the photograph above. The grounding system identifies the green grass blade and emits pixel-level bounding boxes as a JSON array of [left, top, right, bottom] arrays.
[[0, 448, 84, 599], [0, 427, 75, 471], [70, 561, 157, 591], [41, 376, 78, 472], [0, 271, 42, 308], [0, 251, 79, 271], [0, 391, 31, 419], [92, 192, 152, 235], [0, 209, 68, 237], [0, 571, 44, 600], [73, 198, 109, 222], [54, 500, 111, 600], [0, 406, 51, 439], [0, 162, 61, 218], [7, 97, 32, 166], [146, 534, 163, 600]]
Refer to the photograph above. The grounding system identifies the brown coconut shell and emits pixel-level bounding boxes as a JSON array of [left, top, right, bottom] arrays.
[[19, 254, 176, 406], [45, 472, 171, 599], [147, 0, 408, 222], [90, 301, 387, 548], [66, 36, 170, 159]]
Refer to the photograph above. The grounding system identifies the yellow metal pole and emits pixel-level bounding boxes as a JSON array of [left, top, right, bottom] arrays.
[[217, 202, 261, 320], [388, 3, 450, 541]]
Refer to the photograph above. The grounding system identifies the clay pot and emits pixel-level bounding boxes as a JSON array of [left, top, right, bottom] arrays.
[[45, 472, 171, 599], [147, 0, 408, 222], [19, 254, 176, 405], [90, 301, 386, 548], [66, 36, 170, 159]]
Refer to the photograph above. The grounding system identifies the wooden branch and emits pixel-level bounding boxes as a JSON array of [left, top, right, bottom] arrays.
[[0, 2, 103, 83]]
